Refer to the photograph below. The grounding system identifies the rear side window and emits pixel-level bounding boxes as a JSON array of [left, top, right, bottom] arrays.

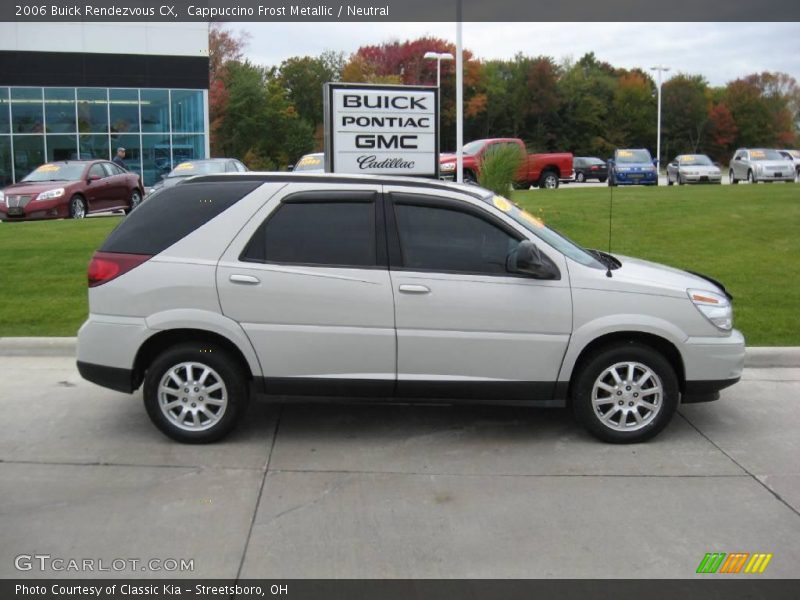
[[394, 203, 519, 274], [100, 180, 261, 255], [242, 198, 376, 267]]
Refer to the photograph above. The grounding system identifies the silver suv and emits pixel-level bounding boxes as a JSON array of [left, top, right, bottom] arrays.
[[77, 173, 745, 444], [729, 148, 796, 184]]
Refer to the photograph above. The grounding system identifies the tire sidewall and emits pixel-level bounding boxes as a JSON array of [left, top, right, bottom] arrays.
[[143, 343, 249, 443], [572, 343, 679, 443], [576, 172, 585, 183]]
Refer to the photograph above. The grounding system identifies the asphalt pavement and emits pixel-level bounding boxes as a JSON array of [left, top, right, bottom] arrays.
[[1, 356, 799, 579]]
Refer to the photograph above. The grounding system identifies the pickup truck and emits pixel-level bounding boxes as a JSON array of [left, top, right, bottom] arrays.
[[439, 138, 573, 189]]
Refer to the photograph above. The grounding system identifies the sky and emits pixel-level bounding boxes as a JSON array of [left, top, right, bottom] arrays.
[[236, 22, 800, 86]]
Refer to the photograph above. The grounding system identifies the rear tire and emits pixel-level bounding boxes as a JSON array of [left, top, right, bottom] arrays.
[[143, 343, 249, 443], [575, 172, 585, 183], [69, 195, 86, 219], [539, 170, 559, 189], [571, 342, 679, 443]]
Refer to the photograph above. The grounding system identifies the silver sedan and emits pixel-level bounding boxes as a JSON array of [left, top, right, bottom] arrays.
[[666, 154, 722, 185]]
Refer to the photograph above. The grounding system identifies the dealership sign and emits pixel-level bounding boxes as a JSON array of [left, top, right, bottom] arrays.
[[324, 83, 439, 177]]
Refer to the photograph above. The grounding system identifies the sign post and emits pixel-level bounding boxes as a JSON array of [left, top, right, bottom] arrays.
[[324, 83, 439, 178]]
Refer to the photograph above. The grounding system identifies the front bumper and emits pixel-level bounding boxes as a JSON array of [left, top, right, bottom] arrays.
[[681, 174, 722, 184], [614, 171, 658, 185], [681, 329, 745, 403]]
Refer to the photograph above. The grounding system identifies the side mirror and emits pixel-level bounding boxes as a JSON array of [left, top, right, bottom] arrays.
[[653, 159, 659, 166], [507, 240, 558, 279], [287, 164, 294, 172], [669, 162, 678, 167], [87, 174, 101, 183], [607, 158, 614, 165], [714, 162, 722, 168]]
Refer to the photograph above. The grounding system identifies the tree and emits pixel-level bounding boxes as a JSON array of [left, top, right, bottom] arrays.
[[208, 24, 250, 155], [706, 103, 738, 162], [216, 61, 313, 169], [279, 55, 340, 133], [608, 71, 656, 153], [661, 74, 709, 158]]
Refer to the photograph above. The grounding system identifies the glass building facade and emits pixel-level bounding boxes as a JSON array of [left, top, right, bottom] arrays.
[[0, 87, 207, 187]]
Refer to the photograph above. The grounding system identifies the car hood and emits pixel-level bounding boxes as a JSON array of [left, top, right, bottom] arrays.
[[610, 254, 728, 298], [3, 180, 77, 195]]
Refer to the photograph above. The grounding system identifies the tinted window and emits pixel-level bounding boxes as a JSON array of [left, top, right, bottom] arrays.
[[243, 201, 376, 267], [101, 181, 262, 255], [394, 203, 519, 274]]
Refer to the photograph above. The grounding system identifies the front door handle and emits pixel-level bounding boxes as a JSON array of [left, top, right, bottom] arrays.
[[398, 284, 430, 294], [229, 274, 260, 285]]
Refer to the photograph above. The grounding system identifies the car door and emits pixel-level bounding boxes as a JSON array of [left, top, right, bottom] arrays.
[[216, 182, 396, 397], [733, 151, 747, 179], [84, 163, 112, 212], [385, 187, 573, 401], [101, 162, 129, 209]]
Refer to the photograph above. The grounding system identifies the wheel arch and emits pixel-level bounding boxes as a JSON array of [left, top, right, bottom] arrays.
[[133, 327, 259, 391], [562, 330, 686, 400]]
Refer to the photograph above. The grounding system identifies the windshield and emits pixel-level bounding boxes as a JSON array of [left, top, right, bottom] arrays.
[[22, 163, 85, 182], [679, 155, 713, 166], [462, 140, 487, 156], [482, 193, 604, 269], [749, 149, 784, 161], [166, 161, 226, 178], [615, 149, 652, 164], [293, 154, 324, 171]]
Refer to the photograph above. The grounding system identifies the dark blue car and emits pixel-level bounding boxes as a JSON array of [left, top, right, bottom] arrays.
[[608, 149, 658, 186]]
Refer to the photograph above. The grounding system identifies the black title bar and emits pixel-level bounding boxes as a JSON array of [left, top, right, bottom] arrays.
[[4, 0, 800, 22]]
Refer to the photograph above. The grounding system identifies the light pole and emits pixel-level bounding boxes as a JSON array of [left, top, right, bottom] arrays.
[[424, 51, 454, 168], [423, 51, 454, 88], [650, 65, 670, 172]]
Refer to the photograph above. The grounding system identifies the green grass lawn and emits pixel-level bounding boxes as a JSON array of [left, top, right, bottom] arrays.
[[512, 183, 800, 346], [0, 183, 798, 344]]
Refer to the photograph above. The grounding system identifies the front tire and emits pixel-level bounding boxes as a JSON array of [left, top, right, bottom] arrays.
[[143, 343, 249, 443], [463, 170, 477, 185], [571, 342, 679, 443], [747, 170, 756, 184], [69, 195, 86, 219], [575, 172, 585, 183], [729, 170, 739, 184]]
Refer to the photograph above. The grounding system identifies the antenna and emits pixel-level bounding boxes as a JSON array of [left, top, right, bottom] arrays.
[[606, 180, 613, 278]]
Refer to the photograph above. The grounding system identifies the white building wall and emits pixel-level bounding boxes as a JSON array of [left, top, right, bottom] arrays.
[[0, 22, 208, 57]]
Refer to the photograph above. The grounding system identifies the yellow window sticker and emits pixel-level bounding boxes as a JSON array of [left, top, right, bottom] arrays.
[[617, 150, 633, 158], [298, 156, 321, 166], [175, 162, 195, 170], [492, 195, 513, 212], [36, 164, 60, 173], [750, 150, 765, 158]]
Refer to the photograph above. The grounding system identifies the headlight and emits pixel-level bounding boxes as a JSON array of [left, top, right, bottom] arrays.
[[440, 162, 455, 171], [688, 288, 732, 331], [36, 188, 65, 201]]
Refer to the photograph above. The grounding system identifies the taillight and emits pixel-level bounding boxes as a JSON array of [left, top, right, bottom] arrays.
[[88, 252, 152, 287]]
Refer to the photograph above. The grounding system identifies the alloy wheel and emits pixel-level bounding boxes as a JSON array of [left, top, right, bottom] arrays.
[[157, 362, 228, 432], [591, 361, 663, 432]]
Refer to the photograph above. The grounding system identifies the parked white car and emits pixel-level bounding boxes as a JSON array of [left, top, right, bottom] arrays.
[[729, 148, 795, 184], [77, 173, 744, 444], [666, 154, 722, 185], [777, 149, 800, 182]]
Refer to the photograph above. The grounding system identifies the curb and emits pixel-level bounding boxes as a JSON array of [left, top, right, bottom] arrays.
[[1, 337, 798, 368]]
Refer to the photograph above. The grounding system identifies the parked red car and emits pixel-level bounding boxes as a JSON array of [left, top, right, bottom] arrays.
[[439, 138, 573, 189], [0, 160, 144, 221]]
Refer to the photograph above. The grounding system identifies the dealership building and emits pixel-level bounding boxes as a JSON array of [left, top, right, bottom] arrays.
[[0, 22, 209, 187]]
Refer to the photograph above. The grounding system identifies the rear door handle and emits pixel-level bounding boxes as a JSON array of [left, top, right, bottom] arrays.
[[398, 284, 430, 294], [229, 274, 260, 285]]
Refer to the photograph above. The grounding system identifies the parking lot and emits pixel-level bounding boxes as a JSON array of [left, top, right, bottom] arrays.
[[1, 352, 799, 579]]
